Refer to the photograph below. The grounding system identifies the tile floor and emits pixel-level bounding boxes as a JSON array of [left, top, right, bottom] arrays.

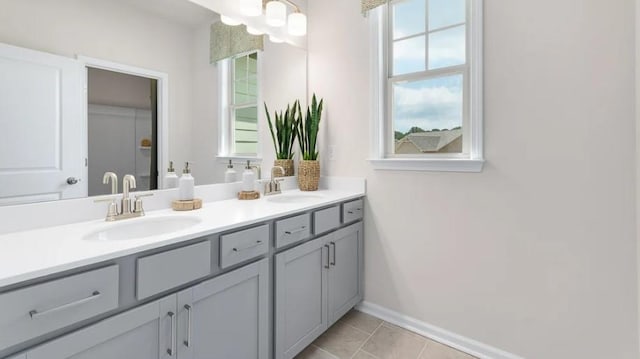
[[295, 310, 477, 359]]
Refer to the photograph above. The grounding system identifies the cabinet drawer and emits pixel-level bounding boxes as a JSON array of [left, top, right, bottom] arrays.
[[220, 224, 269, 268], [0, 265, 119, 352], [313, 205, 340, 235], [275, 213, 311, 248], [342, 199, 364, 223], [137, 241, 211, 300]]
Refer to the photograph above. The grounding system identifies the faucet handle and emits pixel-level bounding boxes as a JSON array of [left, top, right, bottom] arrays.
[[134, 193, 154, 199], [133, 193, 153, 215], [94, 196, 119, 221], [94, 195, 118, 203]]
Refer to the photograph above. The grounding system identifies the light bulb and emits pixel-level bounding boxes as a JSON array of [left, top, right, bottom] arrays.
[[269, 35, 284, 43], [265, 1, 287, 27], [220, 15, 241, 26], [287, 12, 307, 36], [240, 0, 262, 17], [246, 26, 264, 36]]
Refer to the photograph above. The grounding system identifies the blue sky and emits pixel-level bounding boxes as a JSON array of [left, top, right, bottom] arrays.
[[392, 0, 466, 133]]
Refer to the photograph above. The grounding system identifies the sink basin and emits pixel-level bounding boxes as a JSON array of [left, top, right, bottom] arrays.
[[266, 193, 325, 204], [84, 216, 202, 241]]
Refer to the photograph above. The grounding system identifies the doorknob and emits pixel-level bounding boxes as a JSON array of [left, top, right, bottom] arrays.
[[66, 177, 80, 185]]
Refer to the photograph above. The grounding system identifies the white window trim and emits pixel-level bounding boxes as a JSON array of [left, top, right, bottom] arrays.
[[217, 51, 263, 163], [368, 1, 484, 173]]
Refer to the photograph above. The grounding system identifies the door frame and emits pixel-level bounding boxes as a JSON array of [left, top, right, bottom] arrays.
[[77, 55, 169, 189]]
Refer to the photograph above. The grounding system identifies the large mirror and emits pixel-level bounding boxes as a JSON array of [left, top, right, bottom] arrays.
[[0, 0, 307, 205]]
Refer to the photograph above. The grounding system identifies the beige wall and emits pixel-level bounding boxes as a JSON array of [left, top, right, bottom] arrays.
[[308, 1, 638, 358]]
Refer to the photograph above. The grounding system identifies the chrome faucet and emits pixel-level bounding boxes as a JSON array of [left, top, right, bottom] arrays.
[[122, 174, 136, 215], [103, 172, 118, 194], [264, 166, 285, 196], [95, 173, 152, 221]]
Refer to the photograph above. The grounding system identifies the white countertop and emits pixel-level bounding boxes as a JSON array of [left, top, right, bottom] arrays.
[[0, 188, 364, 289]]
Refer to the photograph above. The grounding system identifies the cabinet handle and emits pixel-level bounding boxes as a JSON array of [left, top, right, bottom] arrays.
[[167, 311, 176, 356], [29, 291, 101, 319], [330, 242, 336, 266], [184, 305, 192, 348], [347, 208, 362, 214], [285, 226, 307, 235], [324, 244, 330, 269], [232, 240, 263, 252]]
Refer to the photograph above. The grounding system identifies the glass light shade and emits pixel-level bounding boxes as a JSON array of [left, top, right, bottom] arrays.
[[265, 1, 286, 27], [220, 15, 241, 26], [269, 35, 284, 43], [240, 0, 262, 17], [287, 12, 307, 36], [246, 26, 264, 36]]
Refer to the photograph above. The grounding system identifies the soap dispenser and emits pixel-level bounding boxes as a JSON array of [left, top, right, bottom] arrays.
[[224, 160, 237, 183], [178, 162, 195, 200], [242, 160, 255, 192], [165, 161, 179, 189]]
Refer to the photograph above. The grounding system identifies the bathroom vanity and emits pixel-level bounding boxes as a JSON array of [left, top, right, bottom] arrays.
[[0, 185, 364, 359]]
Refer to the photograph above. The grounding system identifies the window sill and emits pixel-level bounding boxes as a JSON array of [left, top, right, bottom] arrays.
[[368, 158, 485, 173]]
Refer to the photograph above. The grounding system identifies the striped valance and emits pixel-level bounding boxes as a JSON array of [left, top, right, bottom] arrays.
[[362, 0, 388, 14], [210, 22, 264, 63]]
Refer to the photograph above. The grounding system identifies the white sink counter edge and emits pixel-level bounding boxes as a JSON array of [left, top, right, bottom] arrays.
[[0, 184, 364, 289]]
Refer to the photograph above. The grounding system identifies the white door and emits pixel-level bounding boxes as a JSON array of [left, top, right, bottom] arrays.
[[0, 42, 86, 205]]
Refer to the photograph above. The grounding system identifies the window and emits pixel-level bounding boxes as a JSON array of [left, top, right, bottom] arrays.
[[218, 51, 261, 159], [370, 0, 484, 172]]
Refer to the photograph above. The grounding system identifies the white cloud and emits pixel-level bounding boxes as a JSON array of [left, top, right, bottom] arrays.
[[393, 79, 463, 132]]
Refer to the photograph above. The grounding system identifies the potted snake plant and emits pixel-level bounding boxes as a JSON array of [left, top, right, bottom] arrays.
[[296, 94, 324, 191], [265, 100, 301, 177]]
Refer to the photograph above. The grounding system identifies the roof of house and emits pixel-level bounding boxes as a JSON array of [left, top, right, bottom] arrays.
[[399, 129, 462, 152]]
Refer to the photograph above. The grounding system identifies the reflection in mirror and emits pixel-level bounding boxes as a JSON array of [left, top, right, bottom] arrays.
[[88, 68, 158, 196], [0, 0, 307, 206]]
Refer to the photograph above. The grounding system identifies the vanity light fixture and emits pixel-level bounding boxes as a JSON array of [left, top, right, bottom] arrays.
[[221, 15, 241, 26], [265, 1, 287, 27], [287, 12, 306, 36], [240, 0, 262, 17], [280, 0, 307, 36], [247, 26, 265, 36], [235, 0, 307, 38]]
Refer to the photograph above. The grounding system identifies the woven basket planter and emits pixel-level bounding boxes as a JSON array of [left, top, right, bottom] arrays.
[[274, 159, 294, 177], [298, 160, 320, 191]]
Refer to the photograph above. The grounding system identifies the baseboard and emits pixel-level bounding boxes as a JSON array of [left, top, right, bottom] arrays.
[[356, 301, 524, 359]]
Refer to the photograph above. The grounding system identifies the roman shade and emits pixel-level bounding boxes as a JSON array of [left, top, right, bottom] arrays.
[[361, 0, 388, 14], [210, 22, 264, 63]]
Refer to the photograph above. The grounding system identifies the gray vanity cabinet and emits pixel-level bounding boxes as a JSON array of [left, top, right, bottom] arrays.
[[327, 222, 364, 325], [275, 222, 363, 359], [24, 295, 176, 359], [274, 236, 329, 359], [176, 258, 269, 359]]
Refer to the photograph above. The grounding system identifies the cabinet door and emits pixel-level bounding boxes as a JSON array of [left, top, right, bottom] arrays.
[[328, 222, 363, 325], [25, 295, 176, 359], [177, 258, 269, 359], [275, 236, 329, 359]]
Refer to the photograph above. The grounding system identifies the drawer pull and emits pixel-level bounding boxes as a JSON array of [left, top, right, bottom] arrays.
[[184, 304, 192, 348], [167, 311, 176, 356], [29, 291, 101, 319], [324, 245, 330, 269], [347, 208, 362, 214], [330, 242, 336, 266], [285, 226, 307, 235], [232, 240, 263, 252]]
